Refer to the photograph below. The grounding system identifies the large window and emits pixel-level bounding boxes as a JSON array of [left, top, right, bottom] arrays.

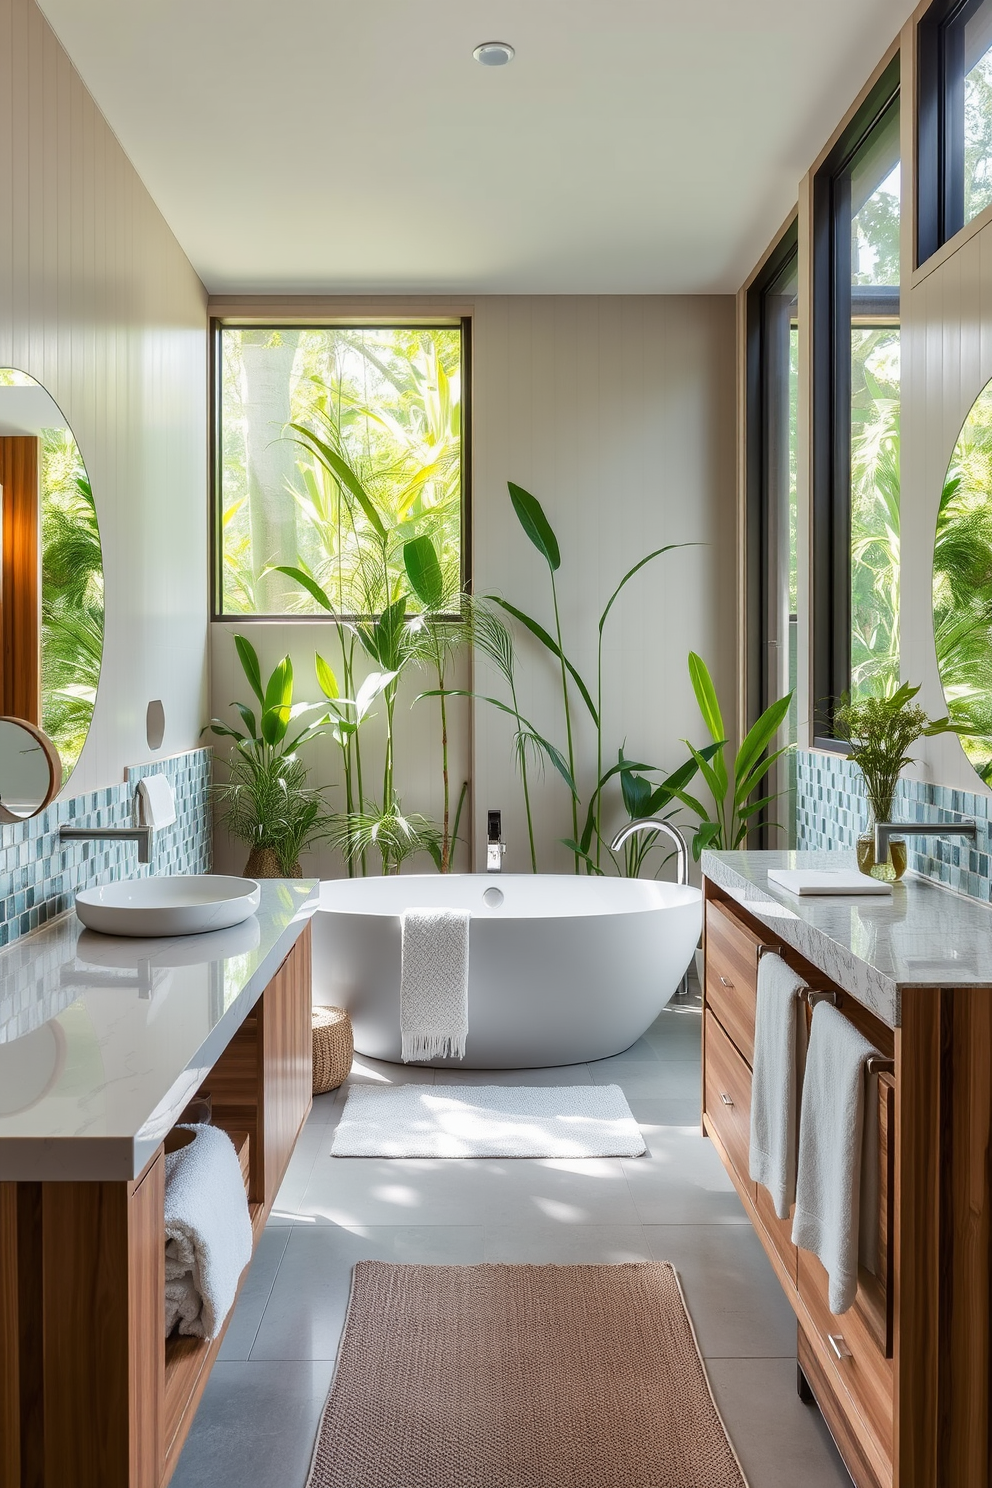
[[213, 323, 467, 618], [919, 0, 992, 262], [745, 221, 799, 843], [812, 62, 901, 737]]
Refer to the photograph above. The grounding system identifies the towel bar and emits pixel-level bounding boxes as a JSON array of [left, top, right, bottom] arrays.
[[803, 988, 839, 1007], [866, 1056, 895, 1076]]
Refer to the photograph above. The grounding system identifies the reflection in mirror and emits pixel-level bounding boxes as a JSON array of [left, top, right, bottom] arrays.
[[0, 717, 62, 822], [0, 1020, 66, 1114], [0, 369, 104, 785], [933, 378, 992, 783]]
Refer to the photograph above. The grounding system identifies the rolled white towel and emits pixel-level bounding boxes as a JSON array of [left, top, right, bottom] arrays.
[[165, 1274, 202, 1337], [164, 1124, 253, 1339]]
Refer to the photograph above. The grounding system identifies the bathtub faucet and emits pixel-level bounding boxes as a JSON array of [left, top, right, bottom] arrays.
[[610, 819, 690, 886], [486, 809, 506, 873]]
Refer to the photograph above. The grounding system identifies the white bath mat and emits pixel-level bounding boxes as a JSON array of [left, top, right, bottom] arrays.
[[331, 1083, 646, 1159]]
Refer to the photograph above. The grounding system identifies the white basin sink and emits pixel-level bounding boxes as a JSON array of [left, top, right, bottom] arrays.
[[75, 876, 261, 938]]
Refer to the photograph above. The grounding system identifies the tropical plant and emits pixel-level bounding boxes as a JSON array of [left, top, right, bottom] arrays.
[[834, 682, 957, 825], [330, 797, 442, 876], [204, 636, 332, 875], [670, 653, 793, 859]]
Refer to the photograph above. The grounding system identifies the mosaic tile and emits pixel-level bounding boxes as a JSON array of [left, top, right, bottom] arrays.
[[0, 748, 212, 950]]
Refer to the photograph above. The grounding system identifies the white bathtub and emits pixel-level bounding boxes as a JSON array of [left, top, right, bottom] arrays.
[[311, 874, 701, 1068]]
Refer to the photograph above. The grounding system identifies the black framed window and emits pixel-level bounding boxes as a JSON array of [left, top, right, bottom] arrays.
[[211, 321, 469, 620], [919, 0, 992, 263], [745, 220, 799, 843], [812, 60, 901, 740]]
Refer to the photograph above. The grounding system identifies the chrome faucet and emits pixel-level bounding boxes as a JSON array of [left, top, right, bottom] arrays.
[[610, 818, 690, 886], [486, 809, 506, 873], [874, 817, 978, 863], [60, 825, 153, 865]]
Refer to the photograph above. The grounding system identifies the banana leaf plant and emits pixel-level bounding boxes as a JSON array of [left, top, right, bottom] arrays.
[[669, 652, 794, 858]]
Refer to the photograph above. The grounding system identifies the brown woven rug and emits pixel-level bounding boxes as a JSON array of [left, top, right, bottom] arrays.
[[307, 1261, 747, 1488]]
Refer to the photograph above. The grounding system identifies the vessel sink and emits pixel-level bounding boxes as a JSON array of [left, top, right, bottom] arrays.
[[75, 875, 260, 938]]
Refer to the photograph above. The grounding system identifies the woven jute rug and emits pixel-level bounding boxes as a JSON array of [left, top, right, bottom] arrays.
[[307, 1261, 747, 1488]]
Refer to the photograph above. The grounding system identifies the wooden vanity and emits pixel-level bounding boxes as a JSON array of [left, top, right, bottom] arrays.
[[0, 884, 316, 1488], [702, 856, 992, 1488]]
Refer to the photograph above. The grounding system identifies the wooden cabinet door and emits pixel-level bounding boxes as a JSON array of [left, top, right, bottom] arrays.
[[705, 898, 775, 1064], [259, 922, 313, 1207]]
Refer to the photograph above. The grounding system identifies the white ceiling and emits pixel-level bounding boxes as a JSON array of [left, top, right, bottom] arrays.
[[38, 0, 917, 295]]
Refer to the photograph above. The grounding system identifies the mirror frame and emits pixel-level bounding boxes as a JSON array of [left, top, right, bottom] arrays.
[[0, 716, 62, 823]]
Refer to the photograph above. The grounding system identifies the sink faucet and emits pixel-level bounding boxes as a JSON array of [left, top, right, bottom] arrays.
[[610, 818, 690, 886], [874, 817, 978, 863], [486, 809, 506, 873], [60, 825, 153, 865]]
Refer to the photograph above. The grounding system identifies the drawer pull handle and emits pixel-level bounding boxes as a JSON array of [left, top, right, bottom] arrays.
[[720, 1092, 735, 1108], [827, 1334, 852, 1361], [719, 975, 734, 988]]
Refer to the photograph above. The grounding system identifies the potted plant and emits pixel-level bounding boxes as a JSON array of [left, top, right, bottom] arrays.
[[835, 683, 957, 881], [205, 637, 333, 877]]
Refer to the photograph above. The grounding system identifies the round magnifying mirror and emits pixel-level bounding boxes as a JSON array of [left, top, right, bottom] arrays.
[[933, 377, 992, 783], [0, 717, 62, 822], [0, 369, 104, 803]]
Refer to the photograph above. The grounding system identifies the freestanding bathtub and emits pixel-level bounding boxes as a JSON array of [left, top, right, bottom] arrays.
[[311, 874, 701, 1068]]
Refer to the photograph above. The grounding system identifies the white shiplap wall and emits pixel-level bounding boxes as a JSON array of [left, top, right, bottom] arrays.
[[0, 0, 209, 796]]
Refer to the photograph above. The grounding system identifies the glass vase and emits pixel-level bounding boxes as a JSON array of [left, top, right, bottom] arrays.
[[856, 804, 907, 883]]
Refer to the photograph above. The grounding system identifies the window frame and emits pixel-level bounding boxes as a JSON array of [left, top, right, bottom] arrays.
[[811, 58, 900, 743], [209, 316, 472, 623], [917, 0, 991, 264]]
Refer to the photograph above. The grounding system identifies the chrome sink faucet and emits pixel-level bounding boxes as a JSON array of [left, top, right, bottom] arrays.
[[60, 825, 153, 865], [610, 818, 690, 886], [486, 809, 506, 873], [874, 817, 978, 862]]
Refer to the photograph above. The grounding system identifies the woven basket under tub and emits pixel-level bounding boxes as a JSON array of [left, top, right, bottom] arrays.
[[312, 1006, 353, 1095]]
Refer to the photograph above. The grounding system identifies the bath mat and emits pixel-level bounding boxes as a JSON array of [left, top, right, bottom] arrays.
[[330, 1083, 646, 1158], [306, 1260, 748, 1488]]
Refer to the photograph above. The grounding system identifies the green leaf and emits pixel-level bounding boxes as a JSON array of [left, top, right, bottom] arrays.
[[260, 656, 294, 746], [234, 635, 264, 706], [234, 703, 258, 740], [419, 688, 578, 797], [289, 424, 388, 542], [270, 565, 334, 612], [734, 693, 793, 785], [598, 545, 689, 634], [488, 596, 598, 725], [403, 535, 447, 611], [507, 482, 561, 571], [688, 652, 725, 744], [315, 653, 339, 700], [561, 839, 604, 875]]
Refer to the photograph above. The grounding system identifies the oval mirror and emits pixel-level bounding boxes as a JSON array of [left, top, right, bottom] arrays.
[[0, 369, 104, 797], [933, 377, 992, 783], [0, 717, 61, 822]]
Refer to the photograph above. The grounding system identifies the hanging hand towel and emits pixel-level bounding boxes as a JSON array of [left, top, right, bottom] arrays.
[[400, 908, 470, 1063], [163, 1124, 253, 1339], [791, 1002, 881, 1314], [749, 952, 808, 1219], [135, 772, 176, 829]]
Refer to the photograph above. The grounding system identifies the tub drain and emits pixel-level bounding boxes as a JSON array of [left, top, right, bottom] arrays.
[[483, 886, 504, 908]]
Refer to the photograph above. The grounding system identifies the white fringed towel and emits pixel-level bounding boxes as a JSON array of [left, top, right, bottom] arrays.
[[164, 1124, 253, 1339], [135, 771, 176, 828], [791, 1002, 880, 1314], [749, 952, 807, 1219], [400, 908, 470, 1063]]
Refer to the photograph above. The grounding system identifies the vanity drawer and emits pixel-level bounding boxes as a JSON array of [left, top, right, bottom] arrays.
[[704, 1009, 753, 1191], [798, 1249, 893, 1465], [705, 898, 775, 1065]]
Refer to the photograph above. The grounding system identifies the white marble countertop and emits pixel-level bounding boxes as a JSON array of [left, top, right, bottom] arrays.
[[702, 850, 992, 1029], [0, 879, 318, 1181]]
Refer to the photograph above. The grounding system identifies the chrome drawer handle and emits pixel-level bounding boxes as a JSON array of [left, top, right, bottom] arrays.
[[719, 975, 734, 988], [720, 1092, 734, 1108], [827, 1333, 852, 1360]]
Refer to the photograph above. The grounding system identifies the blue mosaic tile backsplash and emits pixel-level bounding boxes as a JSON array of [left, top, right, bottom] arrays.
[[796, 748, 992, 903], [0, 747, 212, 948]]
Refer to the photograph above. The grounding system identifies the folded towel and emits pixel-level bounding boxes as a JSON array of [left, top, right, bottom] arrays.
[[135, 772, 176, 829], [749, 952, 807, 1219], [163, 1124, 253, 1339], [791, 1002, 880, 1314], [400, 908, 470, 1063]]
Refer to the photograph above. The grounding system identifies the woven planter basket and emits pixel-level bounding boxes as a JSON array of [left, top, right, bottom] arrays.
[[312, 1006, 354, 1095]]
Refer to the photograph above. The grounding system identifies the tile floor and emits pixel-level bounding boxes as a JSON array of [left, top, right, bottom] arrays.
[[171, 985, 852, 1488]]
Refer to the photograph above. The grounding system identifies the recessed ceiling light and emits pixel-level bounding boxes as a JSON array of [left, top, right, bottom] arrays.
[[473, 41, 515, 67]]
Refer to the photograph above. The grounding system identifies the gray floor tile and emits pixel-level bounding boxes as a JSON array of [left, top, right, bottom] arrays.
[[340, 1054, 436, 1086], [707, 1357, 853, 1486], [590, 1058, 701, 1099], [645, 1224, 798, 1357], [218, 1227, 291, 1362], [168, 1359, 334, 1488], [622, 1128, 751, 1224], [627, 1095, 702, 1127], [266, 1122, 326, 1224], [251, 1224, 485, 1361], [484, 1223, 652, 1263], [434, 1063, 594, 1086]]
